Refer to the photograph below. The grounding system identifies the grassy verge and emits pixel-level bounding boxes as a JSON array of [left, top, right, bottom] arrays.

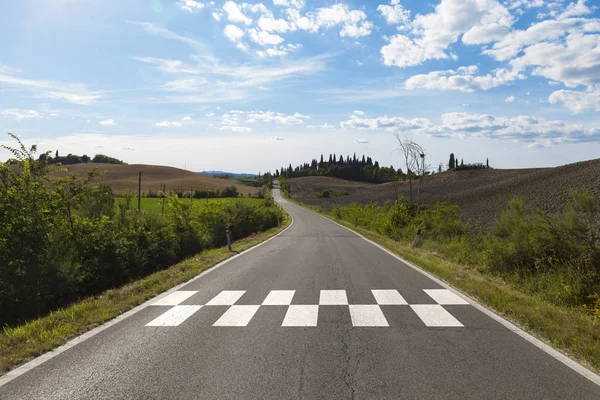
[[0, 211, 291, 376], [115, 196, 265, 213], [290, 197, 600, 373]]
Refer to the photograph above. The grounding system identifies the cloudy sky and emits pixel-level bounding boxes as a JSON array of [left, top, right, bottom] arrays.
[[1, 0, 599, 173]]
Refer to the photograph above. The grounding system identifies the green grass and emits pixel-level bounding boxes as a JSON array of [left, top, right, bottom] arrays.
[[0, 211, 291, 376], [115, 197, 264, 213], [287, 196, 600, 373]]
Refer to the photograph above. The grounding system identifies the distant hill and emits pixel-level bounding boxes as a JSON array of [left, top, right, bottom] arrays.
[[288, 158, 600, 229], [199, 170, 258, 178], [53, 164, 259, 196]]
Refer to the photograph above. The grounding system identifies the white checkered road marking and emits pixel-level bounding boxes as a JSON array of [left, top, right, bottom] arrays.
[[205, 290, 246, 306], [349, 305, 389, 327], [282, 305, 319, 327], [213, 305, 260, 327], [319, 290, 348, 305], [424, 289, 470, 305], [262, 290, 296, 305], [371, 289, 408, 305], [147, 290, 470, 328], [151, 291, 197, 306], [410, 305, 464, 327], [146, 305, 202, 326]]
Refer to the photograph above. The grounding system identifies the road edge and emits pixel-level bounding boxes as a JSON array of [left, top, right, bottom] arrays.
[[0, 210, 295, 388], [282, 197, 600, 387]]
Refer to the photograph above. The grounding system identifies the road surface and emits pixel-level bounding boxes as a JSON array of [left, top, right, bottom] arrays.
[[1, 187, 599, 399]]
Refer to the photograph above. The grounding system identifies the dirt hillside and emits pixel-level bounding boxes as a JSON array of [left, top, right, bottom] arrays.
[[289, 159, 600, 229], [55, 163, 259, 196]]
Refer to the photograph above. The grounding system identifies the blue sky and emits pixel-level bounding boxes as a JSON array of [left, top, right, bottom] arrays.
[[1, 0, 599, 173]]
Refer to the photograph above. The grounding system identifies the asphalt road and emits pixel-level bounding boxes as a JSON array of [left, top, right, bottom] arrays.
[[1, 188, 600, 399]]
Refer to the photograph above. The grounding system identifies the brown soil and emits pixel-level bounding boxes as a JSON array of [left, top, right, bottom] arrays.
[[53, 164, 259, 196], [289, 159, 600, 229]]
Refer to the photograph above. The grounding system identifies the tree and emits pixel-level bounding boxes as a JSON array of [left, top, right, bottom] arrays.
[[394, 134, 422, 202], [449, 153, 455, 169], [438, 163, 442, 173], [55, 150, 59, 158], [486, 158, 489, 168], [461, 159, 464, 166], [81, 154, 90, 163], [319, 154, 324, 169]]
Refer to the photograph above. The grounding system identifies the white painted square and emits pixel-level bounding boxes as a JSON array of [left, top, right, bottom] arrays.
[[424, 289, 469, 305], [319, 290, 348, 305], [349, 305, 389, 327], [371, 290, 408, 305], [146, 305, 202, 326], [151, 291, 198, 306], [411, 305, 464, 327], [282, 305, 319, 327], [205, 290, 246, 306], [213, 305, 260, 326], [262, 290, 296, 305]]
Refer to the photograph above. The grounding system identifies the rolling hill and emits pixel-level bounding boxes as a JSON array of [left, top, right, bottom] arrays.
[[56, 163, 260, 196], [288, 159, 600, 229]]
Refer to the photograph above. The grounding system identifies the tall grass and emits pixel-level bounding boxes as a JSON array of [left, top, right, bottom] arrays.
[[327, 193, 600, 315]]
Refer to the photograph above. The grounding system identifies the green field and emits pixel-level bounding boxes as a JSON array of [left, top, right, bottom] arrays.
[[115, 197, 265, 213]]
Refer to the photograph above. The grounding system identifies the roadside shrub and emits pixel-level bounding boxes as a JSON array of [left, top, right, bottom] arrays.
[[0, 135, 284, 326], [325, 188, 600, 310]]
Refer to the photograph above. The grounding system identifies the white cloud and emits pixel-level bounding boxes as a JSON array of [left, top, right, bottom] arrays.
[[483, 16, 598, 62], [224, 24, 245, 42], [212, 12, 222, 21], [177, 0, 204, 13], [549, 89, 600, 113], [271, 136, 284, 140], [245, 110, 309, 124], [0, 71, 100, 105], [381, 0, 514, 67], [0, 108, 42, 120], [183, 116, 192, 121], [558, 0, 591, 20], [308, 123, 335, 129], [249, 28, 284, 46], [132, 23, 328, 103], [505, 95, 516, 102], [377, 1, 411, 27], [223, 1, 252, 25], [352, 110, 365, 116], [406, 65, 525, 92], [509, 31, 600, 88], [286, 3, 373, 38], [220, 125, 252, 132], [206, 112, 215, 117], [340, 112, 600, 146], [340, 21, 374, 38], [258, 16, 291, 33], [273, 0, 304, 8], [155, 120, 183, 127], [99, 119, 116, 126]]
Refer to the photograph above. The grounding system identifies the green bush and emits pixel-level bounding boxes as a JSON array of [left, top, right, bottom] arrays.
[[0, 134, 283, 326], [326, 189, 600, 312]]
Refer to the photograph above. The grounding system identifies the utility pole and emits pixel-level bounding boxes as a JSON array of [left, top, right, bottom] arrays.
[[138, 172, 142, 212]]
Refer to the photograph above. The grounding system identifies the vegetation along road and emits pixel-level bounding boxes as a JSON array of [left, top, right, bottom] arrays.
[[1, 185, 599, 399]]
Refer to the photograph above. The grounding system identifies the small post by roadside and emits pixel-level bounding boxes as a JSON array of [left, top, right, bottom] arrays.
[[411, 228, 422, 249], [226, 228, 232, 251], [161, 184, 166, 214], [138, 172, 142, 212]]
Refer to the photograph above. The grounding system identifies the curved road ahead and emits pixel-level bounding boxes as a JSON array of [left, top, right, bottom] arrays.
[[1, 188, 600, 399]]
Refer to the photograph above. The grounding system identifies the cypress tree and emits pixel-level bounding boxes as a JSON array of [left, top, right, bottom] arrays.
[[449, 153, 455, 169]]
